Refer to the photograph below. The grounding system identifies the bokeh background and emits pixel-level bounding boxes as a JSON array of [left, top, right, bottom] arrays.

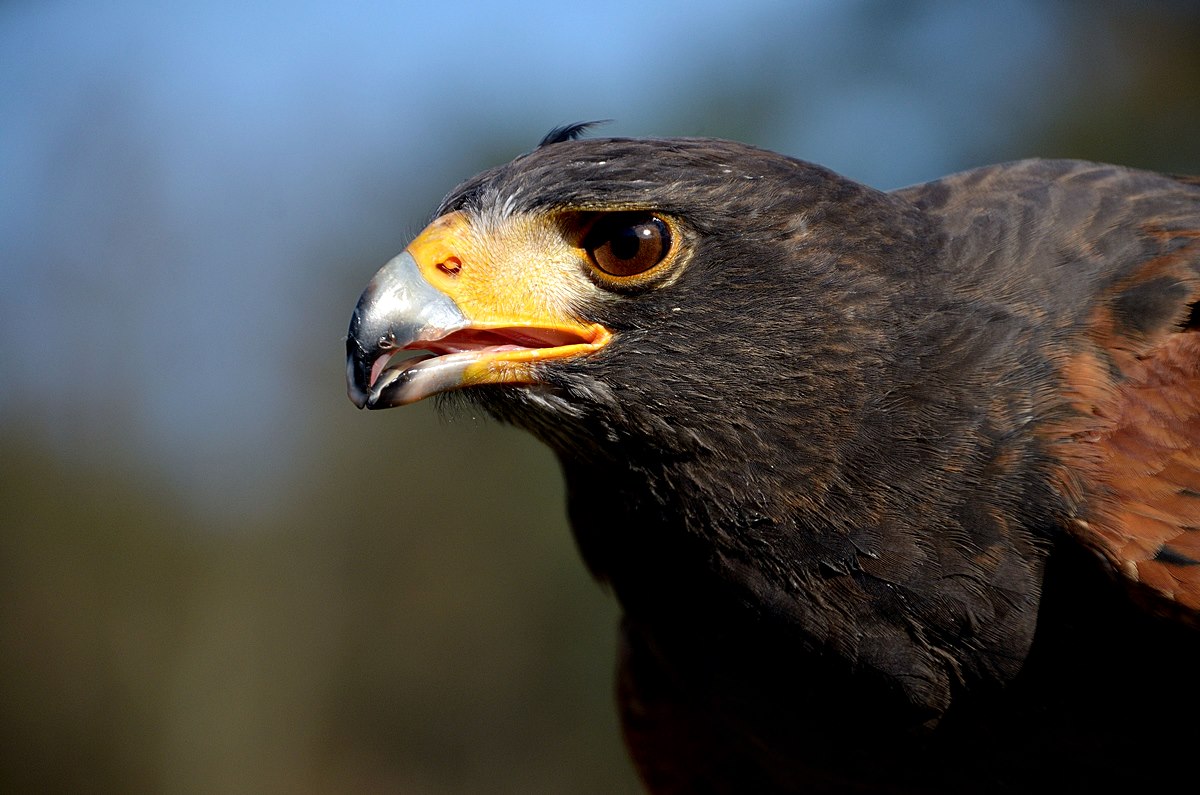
[[3, 1, 1199, 792]]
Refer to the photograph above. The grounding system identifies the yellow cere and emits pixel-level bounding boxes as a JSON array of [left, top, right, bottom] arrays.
[[403, 209, 612, 383], [407, 210, 597, 326]]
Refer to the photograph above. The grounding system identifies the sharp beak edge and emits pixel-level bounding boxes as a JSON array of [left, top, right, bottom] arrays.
[[345, 250, 468, 409]]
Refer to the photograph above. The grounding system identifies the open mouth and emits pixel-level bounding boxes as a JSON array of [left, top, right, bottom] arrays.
[[345, 245, 613, 410], [363, 323, 611, 409]]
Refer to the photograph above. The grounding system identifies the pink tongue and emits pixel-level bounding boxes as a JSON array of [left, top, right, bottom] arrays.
[[365, 328, 585, 388], [370, 352, 435, 388], [369, 354, 392, 388], [434, 327, 584, 351]]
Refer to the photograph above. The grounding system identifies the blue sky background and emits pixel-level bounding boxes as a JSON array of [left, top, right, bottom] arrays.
[[0, 0, 1099, 519]]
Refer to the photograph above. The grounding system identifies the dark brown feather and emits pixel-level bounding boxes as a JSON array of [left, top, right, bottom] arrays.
[[391, 140, 1200, 792]]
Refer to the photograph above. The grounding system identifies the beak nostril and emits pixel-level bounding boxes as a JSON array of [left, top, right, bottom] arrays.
[[437, 256, 463, 276]]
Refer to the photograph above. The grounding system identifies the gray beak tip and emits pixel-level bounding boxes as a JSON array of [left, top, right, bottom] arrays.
[[344, 250, 468, 410]]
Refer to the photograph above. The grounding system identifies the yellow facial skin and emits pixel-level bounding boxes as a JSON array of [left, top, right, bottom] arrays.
[[347, 207, 620, 408], [405, 209, 612, 387], [347, 201, 691, 408]]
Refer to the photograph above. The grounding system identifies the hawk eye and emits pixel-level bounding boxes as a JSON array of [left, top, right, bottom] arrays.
[[583, 213, 671, 278]]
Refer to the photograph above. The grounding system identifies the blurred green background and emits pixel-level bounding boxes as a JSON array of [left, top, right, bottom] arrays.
[[2, 1, 1198, 792]]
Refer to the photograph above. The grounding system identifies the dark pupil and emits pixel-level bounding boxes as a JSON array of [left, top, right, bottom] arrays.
[[611, 224, 651, 260], [585, 213, 669, 279]]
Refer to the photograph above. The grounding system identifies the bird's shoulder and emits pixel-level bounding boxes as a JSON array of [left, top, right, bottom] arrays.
[[901, 159, 1200, 620]]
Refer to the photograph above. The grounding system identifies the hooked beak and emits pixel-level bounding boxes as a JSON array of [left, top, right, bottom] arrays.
[[345, 212, 611, 409], [345, 250, 470, 408]]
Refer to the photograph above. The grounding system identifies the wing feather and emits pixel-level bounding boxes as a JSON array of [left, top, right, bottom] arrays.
[[1053, 230, 1200, 617]]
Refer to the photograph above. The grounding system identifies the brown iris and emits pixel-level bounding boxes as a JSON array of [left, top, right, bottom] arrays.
[[582, 213, 672, 278]]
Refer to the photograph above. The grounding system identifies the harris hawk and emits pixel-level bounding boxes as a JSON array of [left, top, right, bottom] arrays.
[[346, 125, 1200, 793]]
